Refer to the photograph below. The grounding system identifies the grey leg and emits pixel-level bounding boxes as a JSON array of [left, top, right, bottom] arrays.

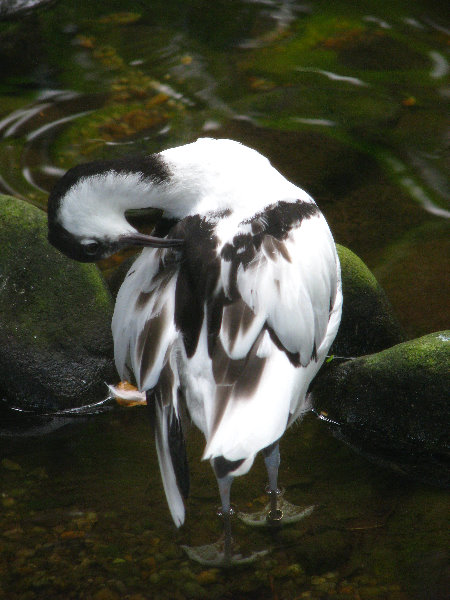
[[239, 440, 314, 527], [262, 441, 280, 492], [215, 472, 234, 564], [182, 458, 269, 565], [262, 441, 283, 522]]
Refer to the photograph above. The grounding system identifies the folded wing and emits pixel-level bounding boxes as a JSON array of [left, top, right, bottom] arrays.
[[203, 201, 341, 463]]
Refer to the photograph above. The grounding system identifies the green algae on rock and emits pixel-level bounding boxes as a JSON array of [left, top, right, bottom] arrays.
[[0, 195, 115, 414], [312, 331, 450, 488], [331, 244, 406, 358]]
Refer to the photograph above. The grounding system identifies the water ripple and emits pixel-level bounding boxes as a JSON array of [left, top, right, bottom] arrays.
[[0, 90, 104, 202]]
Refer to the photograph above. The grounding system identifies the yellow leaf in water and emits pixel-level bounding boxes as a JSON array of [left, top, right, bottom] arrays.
[[402, 96, 416, 107], [75, 35, 96, 49]]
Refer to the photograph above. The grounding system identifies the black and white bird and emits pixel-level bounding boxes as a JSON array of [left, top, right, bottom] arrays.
[[47, 138, 342, 565]]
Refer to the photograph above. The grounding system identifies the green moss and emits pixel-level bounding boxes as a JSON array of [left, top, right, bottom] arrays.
[[337, 244, 380, 292], [0, 195, 115, 409], [0, 196, 112, 348], [239, 16, 365, 77], [313, 330, 449, 486], [365, 331, 450, 371]]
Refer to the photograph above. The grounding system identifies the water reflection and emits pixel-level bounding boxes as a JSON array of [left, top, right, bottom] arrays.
[[0, 91, 104, 204], [296, 67, 369, 87]]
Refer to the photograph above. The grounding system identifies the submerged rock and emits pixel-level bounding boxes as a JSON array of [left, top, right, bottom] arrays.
[[331, 245, 406, 358], [312, 332, 450, 488], [0, 195, 115, 415]]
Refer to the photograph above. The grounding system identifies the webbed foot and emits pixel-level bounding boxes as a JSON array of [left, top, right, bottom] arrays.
[[239, 487, 314, 527]]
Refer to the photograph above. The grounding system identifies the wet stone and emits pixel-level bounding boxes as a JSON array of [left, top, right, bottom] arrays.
[[0, 195, 115, 419], [312, 331, 450, 488]]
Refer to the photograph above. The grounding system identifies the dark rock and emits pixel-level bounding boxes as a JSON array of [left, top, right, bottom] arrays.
[[0, 195, 115, 415], [331, 245, 406, 358], [312, 332, 450, 488]]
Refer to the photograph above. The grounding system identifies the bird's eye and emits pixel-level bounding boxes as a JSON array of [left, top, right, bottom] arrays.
[[83, 241, 100, 256]]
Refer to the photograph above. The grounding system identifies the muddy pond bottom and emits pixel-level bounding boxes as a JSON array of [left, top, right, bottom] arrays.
[[0, 409, 447, 599]]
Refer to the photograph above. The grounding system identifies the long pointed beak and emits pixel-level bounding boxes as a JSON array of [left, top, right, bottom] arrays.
[[120, 232, 184, 249]]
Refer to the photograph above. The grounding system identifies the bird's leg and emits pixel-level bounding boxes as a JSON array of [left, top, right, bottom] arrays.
[[239, 441, 315, 527], [262, 441, 283, 523], [216, 471, 235, 564], [182, 458, 269, 565]]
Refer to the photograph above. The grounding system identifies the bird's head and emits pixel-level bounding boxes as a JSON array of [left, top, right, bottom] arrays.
[[47, 156, 184, 263], [47, 138, 296, 263]]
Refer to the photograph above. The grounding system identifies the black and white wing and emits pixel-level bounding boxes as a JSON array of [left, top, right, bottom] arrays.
[[112, 247, 188, 527], [203, 199, 342, 463]]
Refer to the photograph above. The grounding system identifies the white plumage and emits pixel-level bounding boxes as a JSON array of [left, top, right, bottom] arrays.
[[47, 138, 342, 562]]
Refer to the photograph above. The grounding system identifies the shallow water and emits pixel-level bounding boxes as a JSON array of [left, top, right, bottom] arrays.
[[2, 411, 449, 599], [0, 0, 449, 598]]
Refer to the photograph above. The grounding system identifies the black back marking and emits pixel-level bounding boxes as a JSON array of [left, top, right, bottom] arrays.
[[221, 199, 318, 298], [213, 456, 245, 479], [142, 199, 319, 433], [261, 200, 318, 238], [169, 216, 221, 358]]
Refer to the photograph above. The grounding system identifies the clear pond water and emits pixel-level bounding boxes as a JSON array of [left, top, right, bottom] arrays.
[[0, 1, 449, 598]]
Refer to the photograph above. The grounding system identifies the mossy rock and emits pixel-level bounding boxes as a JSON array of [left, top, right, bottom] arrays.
[[0, 195, 115, 414], [312, 332, 450, 488], [331, 244, 406, 358]]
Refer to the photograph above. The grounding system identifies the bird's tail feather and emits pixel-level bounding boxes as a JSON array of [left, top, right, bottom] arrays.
[[151, 396, 189, 528]]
